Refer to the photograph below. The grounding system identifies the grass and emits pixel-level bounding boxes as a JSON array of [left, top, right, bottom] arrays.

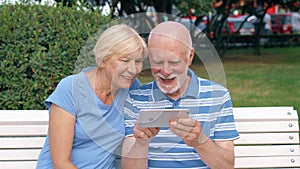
[[138, 47, 300, 114]]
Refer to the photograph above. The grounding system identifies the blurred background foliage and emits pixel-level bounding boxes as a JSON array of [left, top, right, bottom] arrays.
[[0, 4, 111, 109]]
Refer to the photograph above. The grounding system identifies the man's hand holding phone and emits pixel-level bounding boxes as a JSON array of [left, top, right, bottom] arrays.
[[135, 109, 190, 144], [138, 109, 189, 128], [169, 118, 208, 148]]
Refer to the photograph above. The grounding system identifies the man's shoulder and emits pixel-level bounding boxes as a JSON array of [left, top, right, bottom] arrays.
[[197, 77, 229, 92], [189, 69, 227, 88], [197, 77, 222, 86]]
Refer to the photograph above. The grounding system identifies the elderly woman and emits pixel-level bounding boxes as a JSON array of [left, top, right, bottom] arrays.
[[36, 24, 147, 169]]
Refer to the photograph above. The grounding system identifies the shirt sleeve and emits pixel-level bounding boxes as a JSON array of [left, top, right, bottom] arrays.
[[44, 75, 76, 116], [213, 90, 240, 140]]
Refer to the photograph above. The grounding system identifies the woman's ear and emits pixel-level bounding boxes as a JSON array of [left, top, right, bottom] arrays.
[[97, 59, 106, 69]]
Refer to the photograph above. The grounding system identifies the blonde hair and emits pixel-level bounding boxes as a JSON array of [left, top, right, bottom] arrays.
[[93, 25, 147, 65]]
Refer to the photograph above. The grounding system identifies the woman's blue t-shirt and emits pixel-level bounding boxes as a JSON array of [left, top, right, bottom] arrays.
[[36, 69, 140, 169]]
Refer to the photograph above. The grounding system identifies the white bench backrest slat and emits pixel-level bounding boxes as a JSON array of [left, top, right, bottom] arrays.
[[0, 125, 48, 136], [0, 137, 45, 149], [235, 156, 300, 168], [0, 149, 41, 160], [0, 161, 37, 169], [234, 106, 295, 111], [235, 145, 300, 157], [233, 109, 298, 121], [235, 132, 299, 144], [235, 121, 299, 132], [0, 110, 48, 125]]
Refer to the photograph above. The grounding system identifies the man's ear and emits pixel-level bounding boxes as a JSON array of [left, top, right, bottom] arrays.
[[188, 48, 195, 66]]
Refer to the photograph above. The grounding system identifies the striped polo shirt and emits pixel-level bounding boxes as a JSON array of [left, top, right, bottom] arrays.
[[124, 69, 240, 169]]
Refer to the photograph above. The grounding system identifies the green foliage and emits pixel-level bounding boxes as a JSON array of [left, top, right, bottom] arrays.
[[0, 4, 111, 109], [174, 0, 212, 17]]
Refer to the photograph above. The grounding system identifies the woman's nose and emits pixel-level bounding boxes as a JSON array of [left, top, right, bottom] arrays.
[[127, 60, 139, 74]]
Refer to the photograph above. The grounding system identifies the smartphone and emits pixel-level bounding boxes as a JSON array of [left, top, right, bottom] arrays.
[[138, 109, 189, 128]]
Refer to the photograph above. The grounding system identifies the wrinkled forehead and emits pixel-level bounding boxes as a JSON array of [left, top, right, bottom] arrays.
[[148, 37, 191, 64], [148, 21, 192, 48], [148, 34, 190, 56], [148, 32, 192, 49]]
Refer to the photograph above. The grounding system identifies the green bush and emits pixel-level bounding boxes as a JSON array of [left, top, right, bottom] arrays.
[[0, 4, 112, 109]]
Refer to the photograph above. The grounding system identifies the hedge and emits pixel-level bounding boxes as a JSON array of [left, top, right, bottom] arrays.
[[0, 4, 112, 109]]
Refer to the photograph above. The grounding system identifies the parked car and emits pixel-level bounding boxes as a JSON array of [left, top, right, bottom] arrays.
[[225, 15, 256, 35], [176, 16, 207, 32], [271, 13, 293, 34]]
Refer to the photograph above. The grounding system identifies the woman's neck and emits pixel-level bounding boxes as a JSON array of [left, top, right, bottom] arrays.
[[86, 68, 117, 105]]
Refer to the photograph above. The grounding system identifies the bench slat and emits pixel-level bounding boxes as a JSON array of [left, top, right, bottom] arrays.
[[233, 106, 294, 112], [235, 132, 300, 144], [0, 110, 48, 125], [0, 137, 45, 149], [235, 145, 300, 157], [0, 149, 40, 160], [0, 161, 37, 169], [235, 121, 299, 133], [0, 125, 48, 136], [235, 156, 300, 168], [233, 109, 298, 121], [2, 145, 297, 162]]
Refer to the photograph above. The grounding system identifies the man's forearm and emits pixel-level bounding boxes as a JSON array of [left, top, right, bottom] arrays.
[[121, 137, 149, 169], [194, 139, 235, 169]]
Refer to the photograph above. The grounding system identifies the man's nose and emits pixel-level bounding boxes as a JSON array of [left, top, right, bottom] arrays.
[[160, 62, 172, 77]]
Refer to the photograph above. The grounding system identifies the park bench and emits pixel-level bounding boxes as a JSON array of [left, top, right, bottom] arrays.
[[233, 107, 300, 168], [215, 34, 300, 48], [0, 107, 299, 169]]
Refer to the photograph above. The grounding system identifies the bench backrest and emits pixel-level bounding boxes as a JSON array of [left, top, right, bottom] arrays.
[[233, 107, 300, 168], [0, 107, 299, 168], [0, 110, 48, 169]]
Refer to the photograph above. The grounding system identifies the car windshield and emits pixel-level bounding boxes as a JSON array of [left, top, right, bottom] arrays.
[[233, 21, 254, 29], [279, 15, 291, 24], [271, 14, 292, 24]]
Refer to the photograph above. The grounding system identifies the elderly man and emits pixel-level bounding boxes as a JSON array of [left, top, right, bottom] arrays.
[[121, 21, 239, 169]]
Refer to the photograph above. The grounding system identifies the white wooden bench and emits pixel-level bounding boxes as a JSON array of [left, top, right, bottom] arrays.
[[0, 110, 48, 169], [233, 107, 300, 168], [0, 107, 299, 169]]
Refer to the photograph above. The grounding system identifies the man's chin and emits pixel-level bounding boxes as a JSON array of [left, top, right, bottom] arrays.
[[157, 84, 179, 95]]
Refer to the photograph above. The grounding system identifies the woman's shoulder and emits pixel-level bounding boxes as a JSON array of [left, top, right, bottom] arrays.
[[56, 74, 76, 89], [57, 68, 92, 88]]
